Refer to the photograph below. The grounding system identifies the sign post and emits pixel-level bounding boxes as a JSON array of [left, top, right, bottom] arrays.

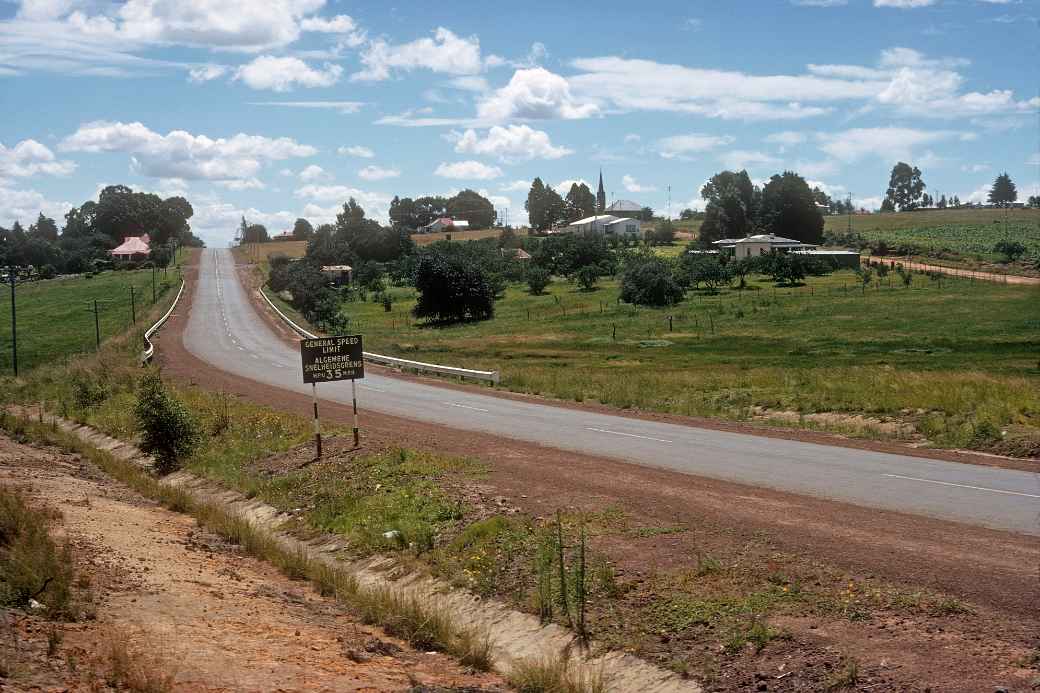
[[300, 335, 365, 458]]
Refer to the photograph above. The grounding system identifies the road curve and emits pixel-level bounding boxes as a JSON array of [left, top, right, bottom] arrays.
[[184, 249, 1040, 535]]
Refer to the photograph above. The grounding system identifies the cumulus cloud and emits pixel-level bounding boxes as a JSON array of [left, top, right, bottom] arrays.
[[500, 179, 532, 192], [249, 101, 364, 113], [477, 68, 599, 121], [352, 27, 483, 81], [292, 184, 393, 222], [874, 0, 937, 7], [765, 131, 808, 147], [718, 150, 782, 171], [234, 56, 341, 91], [188, 64, 227, 82], [0, 182, 72, 227], [656, 133, 735, 160], [434, 160, 502, 180], [338, 145, 374, 158], [214, 177, 265, 190], [0, 139, 77, 178], [60, 120, 316, 182], [299, 13, 365, 46], [450, 124, 572, 163], [553, 178, 591, 195], [357, 165, 400, 181], [297, 164, 326, 181], [622, 175, 656, 193]]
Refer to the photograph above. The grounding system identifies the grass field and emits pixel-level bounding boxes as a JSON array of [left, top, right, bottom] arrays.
[[342, 270, 1039, 453], [0, 268, 177, 374]]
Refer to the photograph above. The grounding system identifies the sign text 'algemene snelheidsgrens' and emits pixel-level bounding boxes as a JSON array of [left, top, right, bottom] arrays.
[[300, 335, 364, 384]]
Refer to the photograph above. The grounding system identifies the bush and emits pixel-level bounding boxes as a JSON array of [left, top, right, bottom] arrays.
[[680, 254, 731, 292], [527, 266, 551, 295], [620, 253, 684, 307], [993, 239, 1026, 263], [134, 373, 201, 475]]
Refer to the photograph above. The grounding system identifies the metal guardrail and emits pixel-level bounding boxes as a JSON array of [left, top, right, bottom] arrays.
[[141, 279, 186, 364], [259, 288, 501, 384]]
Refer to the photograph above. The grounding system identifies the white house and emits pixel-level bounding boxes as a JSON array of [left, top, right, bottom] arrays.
[[605, 199, 643, 217], [419, 217, 470, 233], [564, 214, 642, 237], [713, 234, 817, 259]]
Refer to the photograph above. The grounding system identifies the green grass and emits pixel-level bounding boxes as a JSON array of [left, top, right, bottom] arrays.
[[341, 270, 1040, 451], [0, 268, 177, 374]]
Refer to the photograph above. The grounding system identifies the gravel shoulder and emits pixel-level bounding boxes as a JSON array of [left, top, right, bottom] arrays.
[[0, 433, 506, 692]]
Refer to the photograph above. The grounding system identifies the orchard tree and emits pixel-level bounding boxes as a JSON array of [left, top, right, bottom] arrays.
[[988, 172, 1017, 206], [884, 162, 926, 211], [413, 252, 495, 323]]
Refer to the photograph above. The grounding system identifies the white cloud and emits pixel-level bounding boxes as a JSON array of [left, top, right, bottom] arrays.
[[214, 177, 265, 191], [624, 134, 641, 144], [448, 76, 490, 92], [553, 178, 591, 195], [434, 160, 502, 180], [500, 179, 531, 192], [874, 0, 937, 7], [1027, 153, 1040, 166], [961, 163, 991, 173], [357, 165, 400, 181], [477, 68, 599, 121], [718, 150, 782, 171], [622, 174, 656, 193], [792, 0, 848, 5], [249, 101, 364, 113], [0, 183, 73, 227], [299, 14, 365, 46], [352, 27, 483, 81], [451, 124, 572, 163], [657, 133, 735, 160], [338, 145, 374, 158], [234, 56, 341, 91], [60, 120, 316, 181], [292, 184, 393, 222], [817, 127, 965, 163], [0, 139, 77, 178], [854, 196, 884, 211], [188, 64, 227, 82], [297, 164, 326, 182]]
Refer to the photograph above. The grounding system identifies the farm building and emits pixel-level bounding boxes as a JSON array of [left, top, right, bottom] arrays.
[[713, 234, 817, 258], [564, 214, 642, 237], [419, 218, 470, 233], [109, 234, 150, 261], [320, 264, 352, 285]]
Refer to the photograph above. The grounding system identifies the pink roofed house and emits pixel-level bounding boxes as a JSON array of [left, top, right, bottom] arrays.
[[110, 234, 151, 261]]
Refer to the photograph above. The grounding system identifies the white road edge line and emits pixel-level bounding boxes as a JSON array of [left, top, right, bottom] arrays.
[[587, 427, 673, 444], [883, 474, 1040, 499], [444, 402, 490, 413]]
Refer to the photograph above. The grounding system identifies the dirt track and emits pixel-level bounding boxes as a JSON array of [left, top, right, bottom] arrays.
[[0, 434, 505, 691], [863, 255, 1040, 285]]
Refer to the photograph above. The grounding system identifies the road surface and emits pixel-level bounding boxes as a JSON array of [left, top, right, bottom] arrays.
[[184, 249, 1040, 535]]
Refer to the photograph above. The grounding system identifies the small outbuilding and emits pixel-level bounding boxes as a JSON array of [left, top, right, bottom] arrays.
[[110, 234, 151, 262], [320, 264, 353, 285], [419, 218, 470, 233]]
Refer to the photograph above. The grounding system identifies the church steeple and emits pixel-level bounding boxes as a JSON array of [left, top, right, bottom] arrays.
[[596, 169, 606, 213]]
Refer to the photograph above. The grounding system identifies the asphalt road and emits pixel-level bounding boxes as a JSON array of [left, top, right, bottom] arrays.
[[184, 249, 1040, 535]]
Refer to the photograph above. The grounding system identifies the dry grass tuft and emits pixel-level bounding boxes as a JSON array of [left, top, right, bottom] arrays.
[[508, 654, 609, 693]]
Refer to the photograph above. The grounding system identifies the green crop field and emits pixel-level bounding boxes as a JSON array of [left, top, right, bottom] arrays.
[[339, 270, 1039, 453], [0, 267, 178, 374]]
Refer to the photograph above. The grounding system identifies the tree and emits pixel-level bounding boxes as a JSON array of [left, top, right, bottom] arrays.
[[413, 252, 495, 323], [988, 172, 1018, 206], [679, 208, 698, 221], [652, 219, 676, 246], [698, 170, 756, 245], [575, 264, 600, 291], [620, 252, 684, 307], [564, 183, 597, 223], [242, 222, 269, 243], [938, 194, 947, 209], [292, 218, 314, 240], [1028, 195, 1040, 208], [680, 254, 731, 292], [447, 189, 496, 229], [952, 195, 961, 208], [757, 254, 806, 286], [758, 171, 824, 244], [134, 373, 200, 475], [526, 178, 566, 232], [884, 162, 926, 212], [527, 266, 551, 295], [28, 213, 59, 242]]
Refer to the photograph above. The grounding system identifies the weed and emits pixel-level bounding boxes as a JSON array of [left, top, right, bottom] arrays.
[[46, 625, 62, 657], [98, 627, 176, 693], [695, 554, 722, 577], [508, 654, 609, 693], [826, 655, 859, 691]]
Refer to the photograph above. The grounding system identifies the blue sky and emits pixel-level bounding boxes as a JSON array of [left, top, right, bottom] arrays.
[[1, 0, 1038, 246]]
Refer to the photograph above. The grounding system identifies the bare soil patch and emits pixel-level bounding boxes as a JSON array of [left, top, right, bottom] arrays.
[[0, 432, 506, 692]]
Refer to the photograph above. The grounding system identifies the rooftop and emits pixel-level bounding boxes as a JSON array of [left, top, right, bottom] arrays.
[[606, 199, 643, 213]]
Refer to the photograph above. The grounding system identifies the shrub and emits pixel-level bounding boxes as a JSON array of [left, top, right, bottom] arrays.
[[993, 239, 1026, 263], [527, 266, 551, 295], [620, 253, 684, 307], [134, 373, 201, 475], [681, 255, 731, 292]]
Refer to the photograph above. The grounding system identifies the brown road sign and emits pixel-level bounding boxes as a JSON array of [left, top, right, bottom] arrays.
[[300, 335, 364, 384]]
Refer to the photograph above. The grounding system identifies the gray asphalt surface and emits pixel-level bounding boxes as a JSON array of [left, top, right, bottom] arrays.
[[184, 249, 1040, 535]]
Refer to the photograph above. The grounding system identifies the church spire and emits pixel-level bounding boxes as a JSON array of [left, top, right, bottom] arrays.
[[596, 169, 606, 213]]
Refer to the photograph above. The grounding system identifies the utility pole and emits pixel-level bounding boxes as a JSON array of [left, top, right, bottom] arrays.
[[151, 264, 157, 302], [847, 192, 853, 235], [130, 285, 136, 324], [89, 299, 101, 351], [7, 268, 17, 377], [667, 185, 672, 220]]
